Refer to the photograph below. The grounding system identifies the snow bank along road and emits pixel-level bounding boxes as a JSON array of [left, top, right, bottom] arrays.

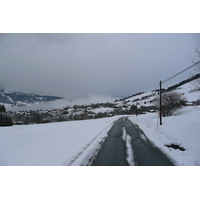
[[91, 117, 174, 166]]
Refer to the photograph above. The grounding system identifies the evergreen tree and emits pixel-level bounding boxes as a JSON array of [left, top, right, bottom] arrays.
[[0, 104, 13, 126], [0, 104, 6, 112]]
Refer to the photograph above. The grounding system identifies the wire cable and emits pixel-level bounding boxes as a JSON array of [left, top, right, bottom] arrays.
[[162, 60, 200, 83], [152, 82, 160, 92]]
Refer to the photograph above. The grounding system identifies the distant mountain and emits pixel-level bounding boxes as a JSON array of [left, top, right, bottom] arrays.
[[0, 89, 64, 106]]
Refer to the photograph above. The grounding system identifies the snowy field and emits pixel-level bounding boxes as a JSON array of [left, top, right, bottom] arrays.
[[0, 116, 120, 166], [0, 106, 200, 166]]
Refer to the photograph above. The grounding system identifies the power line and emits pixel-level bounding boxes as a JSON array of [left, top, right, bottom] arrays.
[[148, 61, 200, 127], [162, 60, 200, 83], [158, 60, 200, 126], [152, 82, 160, 92], [149, 61, 200, 94]]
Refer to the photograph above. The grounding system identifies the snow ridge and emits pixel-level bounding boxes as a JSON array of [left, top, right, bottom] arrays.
[[122, 127, 135, 166]]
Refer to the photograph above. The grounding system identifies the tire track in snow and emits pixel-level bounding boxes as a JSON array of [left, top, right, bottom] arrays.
[[65, 121, 116, 166]]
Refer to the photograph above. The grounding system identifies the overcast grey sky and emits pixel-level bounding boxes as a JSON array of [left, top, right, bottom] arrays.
[[0, 33, 199, 99]]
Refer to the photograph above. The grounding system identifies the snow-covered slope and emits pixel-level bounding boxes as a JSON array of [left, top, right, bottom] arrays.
[[115, 77, 200, 109], [172, 82, 200, 102]]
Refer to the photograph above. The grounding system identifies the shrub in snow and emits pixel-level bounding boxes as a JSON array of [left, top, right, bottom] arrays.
[[153, 91, 187, 117]]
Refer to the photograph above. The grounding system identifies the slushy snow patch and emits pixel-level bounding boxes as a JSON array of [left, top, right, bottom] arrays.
[[121, 126, 135, 165]]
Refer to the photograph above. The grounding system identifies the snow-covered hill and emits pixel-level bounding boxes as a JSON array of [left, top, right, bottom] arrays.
[[2, 74, 200, 113], [114, 75, 200, 110]]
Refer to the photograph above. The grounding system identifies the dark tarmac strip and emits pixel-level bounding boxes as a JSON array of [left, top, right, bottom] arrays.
[[91, 117, 174, 166]]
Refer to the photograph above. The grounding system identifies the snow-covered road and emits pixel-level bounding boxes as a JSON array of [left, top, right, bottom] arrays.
[[91, 117, 174, 166]]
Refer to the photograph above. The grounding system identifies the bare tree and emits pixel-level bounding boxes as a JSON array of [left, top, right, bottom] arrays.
[[193, 44, 200, 69], [154, 91, 187, 117], [192, 44, 200, 88]]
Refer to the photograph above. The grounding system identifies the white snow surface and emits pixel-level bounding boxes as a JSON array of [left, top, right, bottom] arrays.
[[0, 106, 199, 166], [0, 116, 119, 166], [92, 107, 114, 113], [129, 106, 200, 166], [173, 82, 200, 102]]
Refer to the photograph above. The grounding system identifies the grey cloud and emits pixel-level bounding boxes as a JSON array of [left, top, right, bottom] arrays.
[[0, 33, 199, 99]]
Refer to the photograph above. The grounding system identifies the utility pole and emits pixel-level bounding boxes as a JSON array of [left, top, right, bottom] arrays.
[[159, 80, 162, 125]]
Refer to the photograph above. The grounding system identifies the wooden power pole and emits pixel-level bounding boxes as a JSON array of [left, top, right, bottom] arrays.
[[159, 80, 162, 125]]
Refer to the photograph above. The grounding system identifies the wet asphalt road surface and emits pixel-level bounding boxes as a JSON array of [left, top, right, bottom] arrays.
[[91, 117, 174, 166]]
